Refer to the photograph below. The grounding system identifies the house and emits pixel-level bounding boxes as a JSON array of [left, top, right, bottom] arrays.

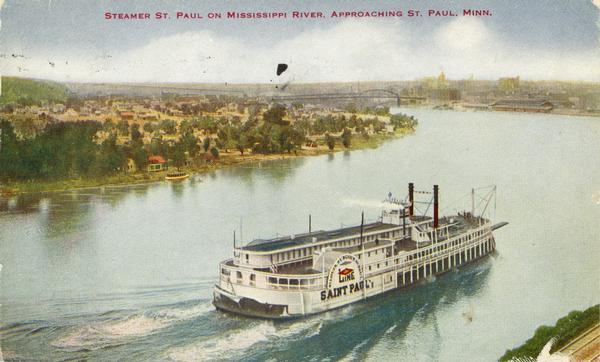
[[167, 109, 184, 116], [141, 113, 159, 121], [491, 99, 554, 113], [120, 111, 135, 120], [147, 155, 168, 172]]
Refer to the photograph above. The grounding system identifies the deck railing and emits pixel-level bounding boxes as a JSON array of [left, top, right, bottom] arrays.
[[219, 223, 493, 291]]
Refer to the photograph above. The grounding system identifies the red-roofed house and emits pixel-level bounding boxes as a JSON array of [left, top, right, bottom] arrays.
[[147, 155, 168, 172]]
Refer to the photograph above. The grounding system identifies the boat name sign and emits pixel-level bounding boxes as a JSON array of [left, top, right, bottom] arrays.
[[320, 254, 366, 301]]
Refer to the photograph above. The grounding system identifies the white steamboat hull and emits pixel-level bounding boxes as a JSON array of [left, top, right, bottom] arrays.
[[213, 234, 496, 319]]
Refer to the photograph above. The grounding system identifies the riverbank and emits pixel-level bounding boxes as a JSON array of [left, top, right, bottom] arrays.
[[499, 304, 599, 361], [417, 103, 600, 118], [0, 128, 413, 196]]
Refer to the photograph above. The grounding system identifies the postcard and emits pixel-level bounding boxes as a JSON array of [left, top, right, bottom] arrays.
[[0, 1, 599, 361]]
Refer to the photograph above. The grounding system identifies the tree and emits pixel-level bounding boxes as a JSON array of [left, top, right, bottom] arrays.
[[103, 119, 115, 132], [13, 116, 40, 139], [130, 123, 142, 143], [210, 146, 220, 158], [179, 119, 193, 133], [237, 134, 248, 155], [131, 143, 147, 171], [143, 122, 155, 133], [93, 132, 125, 176], [117, 120, 129, 136], [171, 141, 186, 169], [290, 127, 306, 152], [159, 119, 177, 134], [180, 132, 199, 158], [217, 127, 227, 141], [361, 127, 370, 139], [325, 133, 335, 151], [225, 138, 238, 153], [202, 137, 211, 152], [195, 116, 218, 133], [274, 125, 290, 152], [263, 104, 287, 124], [342, 128, 352, 148], [0, 119, 22, 180], [390, 113, 418, 130], [150, 136, 169, 160]]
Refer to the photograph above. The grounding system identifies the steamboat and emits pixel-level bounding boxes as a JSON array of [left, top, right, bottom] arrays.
[[213, 183, 507, 319]]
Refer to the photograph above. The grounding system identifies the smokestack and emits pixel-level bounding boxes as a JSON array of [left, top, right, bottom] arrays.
[[408, 182, 414, 216], [433, 185, 439, 228]]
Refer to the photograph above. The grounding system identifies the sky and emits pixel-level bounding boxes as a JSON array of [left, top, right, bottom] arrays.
[[0, 0, 599, 83]]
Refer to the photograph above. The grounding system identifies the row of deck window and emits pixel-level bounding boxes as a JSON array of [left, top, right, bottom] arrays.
[[269, 230, 401, 264], [406, 232, 487, 262], [267, 277, 316, 286], [222, 269, 321, 287]]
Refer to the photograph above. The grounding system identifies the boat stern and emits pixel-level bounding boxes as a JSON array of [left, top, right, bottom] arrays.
[[212, 285, 291, 319]]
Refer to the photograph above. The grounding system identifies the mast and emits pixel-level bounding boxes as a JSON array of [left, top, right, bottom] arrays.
[[402, 206, 406, 236], [240, 217, 243, 246], [433, 185, 439, 229], [471, 187, 475, 217], [309, 214, 312, 234]]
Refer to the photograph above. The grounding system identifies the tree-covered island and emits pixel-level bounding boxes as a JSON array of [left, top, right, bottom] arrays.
[[0, 77, 417, 194]]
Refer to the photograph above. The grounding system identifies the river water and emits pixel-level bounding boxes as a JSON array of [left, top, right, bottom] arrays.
[[1, 108, 599, 361]]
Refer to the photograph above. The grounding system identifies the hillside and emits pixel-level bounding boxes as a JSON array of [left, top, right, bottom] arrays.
[[0, 76, 70, 106]]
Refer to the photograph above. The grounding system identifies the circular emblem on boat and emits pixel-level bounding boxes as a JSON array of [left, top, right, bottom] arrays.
[[321, 254, 364, 301]]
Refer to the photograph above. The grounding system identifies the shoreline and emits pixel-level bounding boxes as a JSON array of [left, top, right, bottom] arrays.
[[397, 104, 600, 118], [0, 128, 413, 197]]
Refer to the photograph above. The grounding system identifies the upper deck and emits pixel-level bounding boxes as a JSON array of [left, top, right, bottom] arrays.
[[234, 220, 409, 269], [241, 221, 398, 252], [232, 195, 488, 271]]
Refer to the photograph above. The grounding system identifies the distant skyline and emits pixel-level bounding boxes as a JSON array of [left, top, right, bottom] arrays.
[[1, 0, 599, 83]]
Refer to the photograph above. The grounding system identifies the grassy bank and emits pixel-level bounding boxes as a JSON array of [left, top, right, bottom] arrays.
[[0, 129, 412, 195], [499, 304, 599, 361]]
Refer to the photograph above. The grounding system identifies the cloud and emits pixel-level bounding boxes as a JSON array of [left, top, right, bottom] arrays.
[[436, 17, 491, 51], [430, 17, 600, 81], [1, 18, 599, 83]]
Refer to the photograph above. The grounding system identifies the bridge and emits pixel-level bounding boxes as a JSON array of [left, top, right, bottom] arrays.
[[271, 89, 425, 106]]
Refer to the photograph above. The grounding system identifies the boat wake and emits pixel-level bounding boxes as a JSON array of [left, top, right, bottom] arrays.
[[340, 337, 372, 362], [167, 317, 324, 361], [364, 303, 443, 361], [52, 301, 214, 351]]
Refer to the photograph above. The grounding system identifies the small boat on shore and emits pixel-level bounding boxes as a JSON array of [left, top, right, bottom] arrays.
[[165, 172, 190, 181]]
